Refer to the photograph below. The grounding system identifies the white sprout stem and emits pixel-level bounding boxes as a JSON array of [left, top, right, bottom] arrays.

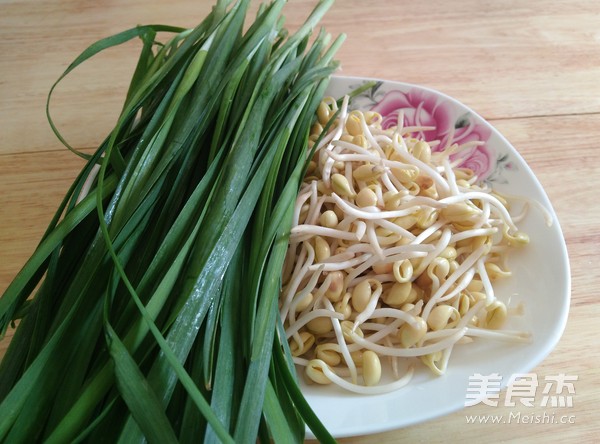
[[347, 327, 468, 357], [346, 310, 422, 353], [456, 139, 486, 152], [327, 149, 416, 172], [511, 201, 530, 223], [473, 200, 491, 229], [366, 221, 384, 259], [307, 194, 327, 226], [443, 157, 459, 196], [402, 126, 436, 135], [410, 220, 445, 245], [358, 319, 402, 334], [314, 360, 414, 395], [414, 100, 425, 140], [380, 243, 436, 256], [419, 299, 487, 346], [436, 344, 454, 375], [441, 122, 456, 153], [315, 365, 362, 379], [337, 214, 359, 231], [345, 251, 428, 289], [436, 267, 476, 303], [331, 193, 420, 220], [427, 267, 442, 296], [397, 109, 405, 131], [458, 299, 486, 328], [386, 169, 409, 192], [351, 273, 395, 286], [380, 170, 399, 194], [318, 250, 356, 263], [309, 254, 371, 272], [311, 122, 337, 154], [326, 152, 379, 163], [373, 183, 385, 207], [422, 328, 467, 341], [322, 95, 349, 187], [287, 266, 323, 324], [280, 242, 314, 321], [495, 190, 554, 227], [368, 308, 419, 328], [376, 234, 403, 246], [292, 189, 312, 226], [411, 228, 452, 278], [449, 227, 497, 244], [311, 272, 336, 308], [292, 356, 309, 366], [476, 257, 496, 305], [323, 298, 358, 384], [385, 336, 402, 380], [398, 195, 447, 210], [358, 112, 386, 158], [374, 218, 416, 240], [281, 243, 306, 299], [345, 160, 356, 196], [344, 242, 380, 254], [352, 281, 383, 330], [422, 244, 489, 320], [439, 191, 518, 232], [392, 132, 451, 195], [290, 224, 365, 242], [374, 134, 393, 145], [354, 221, 367, 241], [281, 242, 301, 285], [465, 327, 531, 342], [327, 138, 416, 171], [466, 174, 481, 186]]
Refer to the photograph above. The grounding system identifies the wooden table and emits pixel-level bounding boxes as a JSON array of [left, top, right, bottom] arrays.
[[1, 1, 598, 442]]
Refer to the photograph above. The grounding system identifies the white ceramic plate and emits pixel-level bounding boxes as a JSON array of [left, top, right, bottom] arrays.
[[301, 76, 571, 438]]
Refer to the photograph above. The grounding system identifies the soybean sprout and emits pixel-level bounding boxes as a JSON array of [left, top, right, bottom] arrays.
[[279, 95, 546, 394]]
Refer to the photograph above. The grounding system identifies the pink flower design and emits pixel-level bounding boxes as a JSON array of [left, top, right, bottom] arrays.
[[371, 89, 454, 142], [455, 144, 495, 180], [371, 88, 496, 180], [449, 121, 495, 180]]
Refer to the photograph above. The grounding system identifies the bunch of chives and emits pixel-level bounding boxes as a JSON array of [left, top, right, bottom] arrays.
[[0, 1, 343, 442]]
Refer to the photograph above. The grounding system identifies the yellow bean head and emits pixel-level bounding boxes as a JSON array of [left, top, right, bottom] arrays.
[[398, 316, 427, 348], [313, 236, 331, 262], [331, 173, 355, 198], [319, 210, 339, 228], [307, 316, 333, 335], [290, 331, 315, 356], [484, 300, 507, 329], [316, 345, 341, 367], [355, 187, 378, 208], [305, 360, 332, 385], [325, 270, 345, 302], [362, 351, 382, 386], [352, 279, 372, 312], [382, 281, 412, 308], [427, 305, 460, 331], [354, 164, 384, 182]]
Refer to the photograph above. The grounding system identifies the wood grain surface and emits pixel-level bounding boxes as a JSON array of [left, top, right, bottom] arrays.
[[1, 1, 598, 442]]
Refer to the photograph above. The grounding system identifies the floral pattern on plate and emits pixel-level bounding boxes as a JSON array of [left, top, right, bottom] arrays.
[[349, 81, 516, 183]]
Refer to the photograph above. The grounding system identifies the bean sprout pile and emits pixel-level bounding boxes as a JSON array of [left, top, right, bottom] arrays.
[[279, 95, 542, 395]]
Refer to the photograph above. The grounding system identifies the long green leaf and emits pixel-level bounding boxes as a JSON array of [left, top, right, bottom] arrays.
[[105, 323, 179, 444]]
